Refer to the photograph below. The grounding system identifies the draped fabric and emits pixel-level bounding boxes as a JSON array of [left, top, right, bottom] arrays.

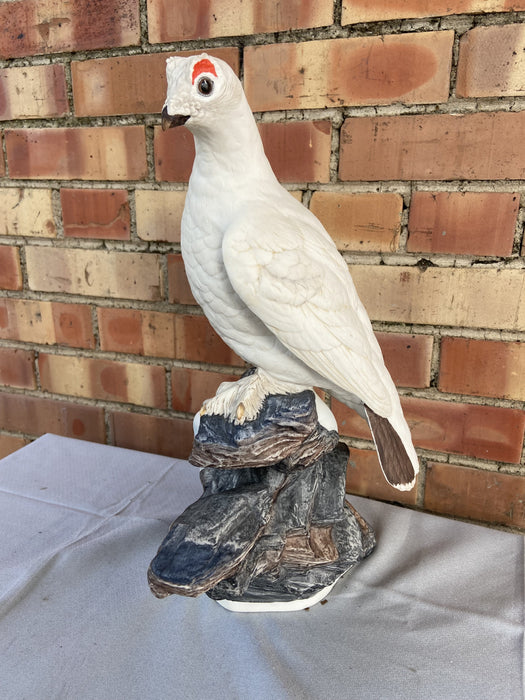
[[0, 434, 522, 700]]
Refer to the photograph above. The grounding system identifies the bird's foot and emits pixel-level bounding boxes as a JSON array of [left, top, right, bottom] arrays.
[[200, 369, 309, 424]]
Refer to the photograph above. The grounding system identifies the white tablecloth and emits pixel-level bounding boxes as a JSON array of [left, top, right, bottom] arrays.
[[0, 434, 523, 700]]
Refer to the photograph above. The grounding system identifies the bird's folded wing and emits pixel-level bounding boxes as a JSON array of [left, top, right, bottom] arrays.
[[222, 205, 395, 416]]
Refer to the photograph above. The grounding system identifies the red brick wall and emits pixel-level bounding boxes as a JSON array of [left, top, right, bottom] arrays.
[[1, 0, 524, 530]]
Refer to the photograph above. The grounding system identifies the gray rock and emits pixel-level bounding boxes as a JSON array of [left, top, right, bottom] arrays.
[[148, 391, 375, 604], [189, 390, 339, 470]]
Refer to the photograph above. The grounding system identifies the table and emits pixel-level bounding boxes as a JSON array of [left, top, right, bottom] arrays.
[[0, 434, 523, 699]]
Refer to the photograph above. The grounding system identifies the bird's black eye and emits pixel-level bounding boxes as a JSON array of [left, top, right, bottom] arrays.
[[197, 77, 214, 96]]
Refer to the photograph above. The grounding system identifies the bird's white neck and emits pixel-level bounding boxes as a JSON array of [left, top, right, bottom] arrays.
[[187, 97, 278, 191]]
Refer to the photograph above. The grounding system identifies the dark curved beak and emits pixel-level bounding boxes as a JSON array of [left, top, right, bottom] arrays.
[[161, 107, 190, 131]]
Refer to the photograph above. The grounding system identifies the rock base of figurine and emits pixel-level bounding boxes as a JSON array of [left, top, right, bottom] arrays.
[[148, 391, 376, 609]]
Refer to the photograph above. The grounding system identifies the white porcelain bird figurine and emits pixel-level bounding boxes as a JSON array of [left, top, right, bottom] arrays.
[[162, 53, 419, 491]]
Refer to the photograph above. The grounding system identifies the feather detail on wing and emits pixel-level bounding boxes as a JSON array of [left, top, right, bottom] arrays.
[[222, 202, 396, 418]]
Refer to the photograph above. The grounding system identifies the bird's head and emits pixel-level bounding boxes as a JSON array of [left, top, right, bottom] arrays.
[[161, 53, 243, 133]]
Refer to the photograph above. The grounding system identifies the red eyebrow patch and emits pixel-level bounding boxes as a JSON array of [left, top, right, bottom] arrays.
[[192, 59, 217, 84]]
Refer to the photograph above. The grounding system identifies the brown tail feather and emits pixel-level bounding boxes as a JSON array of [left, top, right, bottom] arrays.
[[364, 405, 415, 490]]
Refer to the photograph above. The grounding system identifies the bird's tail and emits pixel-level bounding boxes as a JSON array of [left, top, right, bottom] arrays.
[[364, 405, 417, 491]]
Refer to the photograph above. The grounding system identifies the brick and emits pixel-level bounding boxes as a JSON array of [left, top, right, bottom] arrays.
[[5, 126, 147, 181], [0, 393, 105, 442], [0, 246, 22, 290], [0, 188, 56, 238], [110, 411, 194, 459], [155, 121, 332, 183], [61, 189, 130, 240], [98, 307, 242, 365], [0, 299, 94, 348], [348, 265, 525, 331], [0, 348, 35, 389], [424, 462, 525, 529], [439, 337, 525, 402], [258, 121, 331, 183], [39, 354, 166, 408], [407, 191, 518, 256], [0, 434, 29, 459], [0, 64, 68, 119], [26, 247, 162, 301], [98, 308, 176, 357], [310, 192, 403, 252], [333, 396, 525, 464], [154, 127, 195, 182], [342, 1, 525, 24], [174, 314, 244, 366], [148, 0, 333, 43], [340, 112, 525, 181], [136, 190, 185, 243], [171, 367, 239, 413], [167, 254, 197, 305], [376, 332, 432, 388], [0, 0, 140, 59], [53, 304, 94, 348], [245, 32, 452, 112], [345, 447, 417, 505], [72, 48, 239, 117], [457, 24, 525, 97]]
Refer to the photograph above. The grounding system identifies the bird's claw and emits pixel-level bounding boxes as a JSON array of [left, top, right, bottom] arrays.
[[236, 402, 245, 421], [198, 370, 310, 425]]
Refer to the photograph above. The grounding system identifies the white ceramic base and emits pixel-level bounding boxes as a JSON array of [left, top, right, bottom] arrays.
[[215, 581, 337, 613]]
